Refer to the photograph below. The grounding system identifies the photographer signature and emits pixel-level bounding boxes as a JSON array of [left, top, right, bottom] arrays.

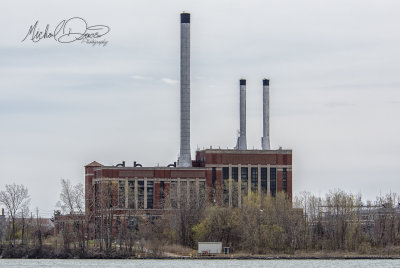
[[22, 17, 110, 44]]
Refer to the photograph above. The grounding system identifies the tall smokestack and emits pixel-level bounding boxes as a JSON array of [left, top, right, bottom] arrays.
[[236, 79, 247, 150], [262, 79, 270, 150], [178, 12, 192, 167]]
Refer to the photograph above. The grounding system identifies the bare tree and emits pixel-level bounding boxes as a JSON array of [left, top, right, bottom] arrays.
[[57, 179, 85, 251], [19, 205, 30, 245], [0, 183, 30, 245], [57, 179, 84, 214]]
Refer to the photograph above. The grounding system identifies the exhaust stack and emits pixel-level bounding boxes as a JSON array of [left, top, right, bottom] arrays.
[[178, 12, 192, 167], [261, 79, 270, 150], [236, 79, 247, 150]]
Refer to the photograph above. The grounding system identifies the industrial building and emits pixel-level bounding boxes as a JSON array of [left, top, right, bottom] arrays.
[[81, 12, 292, 233]]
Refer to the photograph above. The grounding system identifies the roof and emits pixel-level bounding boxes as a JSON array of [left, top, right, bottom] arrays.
[[85, 161, 104, 167], [197, 148, 292, 154]]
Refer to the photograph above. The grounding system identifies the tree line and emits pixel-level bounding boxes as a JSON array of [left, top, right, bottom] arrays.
[[1, 181, 400, 257]]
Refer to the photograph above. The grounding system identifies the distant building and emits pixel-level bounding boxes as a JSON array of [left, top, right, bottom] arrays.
[[56, 12, 293, 239], [85, 149, 292, 215]]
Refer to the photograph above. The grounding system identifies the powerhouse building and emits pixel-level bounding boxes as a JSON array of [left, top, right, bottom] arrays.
[[77, 13, 292, 236], [85, 149, 292, 217]]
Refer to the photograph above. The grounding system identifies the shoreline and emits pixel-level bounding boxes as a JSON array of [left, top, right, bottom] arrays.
[[2, 256, 400, 260]]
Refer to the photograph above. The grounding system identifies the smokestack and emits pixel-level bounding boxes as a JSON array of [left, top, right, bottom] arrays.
[[1, 208, 4, 216], [178, 12, 192, 167], [262, 79, 270, 150], [236, 79, 247, 150]]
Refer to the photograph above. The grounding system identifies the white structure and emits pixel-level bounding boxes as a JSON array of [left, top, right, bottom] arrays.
[[198, 242, 223, 254], [262, 78, 270, 150], [236, 79, 247, 150], [178, 12, 192, 167]]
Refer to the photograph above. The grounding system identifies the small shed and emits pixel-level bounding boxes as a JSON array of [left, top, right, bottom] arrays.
[[198, 242, 222, 254]]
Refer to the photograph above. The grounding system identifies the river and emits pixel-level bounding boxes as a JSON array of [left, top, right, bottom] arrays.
[[1, 259, 400, 268]]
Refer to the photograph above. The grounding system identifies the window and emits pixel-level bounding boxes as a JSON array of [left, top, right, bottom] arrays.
[[128, 216, 140, 231], [128, 181, 135, 209], [251, 167, 258, 192], [222, 167, 229, 205], [180, 180, 187, 204], [232, 167, 238, 182], [261, 168, 267, 192], [170, 181, 178, 208], [138, 181, 144, 209], [222, 167, 229, 180], [270, 168, 276, 197], [212, 167, 216, 203], [241, 167, 248, 199], [147, 181, 154, 209], [160, 181, 165, 208], [118, 181, 125, 208], [116, 216, 120, 235], [283, 168, 287, 193], [199, 181, 206, 207], [108, 182, 112, 208], [190, 181, 196, 207]]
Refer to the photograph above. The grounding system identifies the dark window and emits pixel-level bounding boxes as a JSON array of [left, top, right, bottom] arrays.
[[116, 216, 120, 235], [160, 181, 165, 208], [199, 181, 206, 207], [128, 180, 135, 209], [212, 168, 216, 204], [212, 167, 216, 187], [108, 182, 112, 208], [222, 167, 229, 180], [241, 167, 248, 199], [283, 168, 287, 193], [222, 167, 229, 205], [73, 221, 79, 233], [261, 168, 267, 192], [241, 167, 248, 181], [118, 181, 125, 208], [138, 181, 144, 209], [189, 181, 196, 207], [270, 168, 277, 197], [128, 216, 140, 231], [181, 181, 187, 204], [251, 167, 258, 192], [147, 181, 154, 209], [170, 181, 177, 208], [232, 167, 238, 182]]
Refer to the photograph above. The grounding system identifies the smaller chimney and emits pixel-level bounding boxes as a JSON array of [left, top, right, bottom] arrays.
[[262, 79, 270, 150], [1, 208, 4, 216]]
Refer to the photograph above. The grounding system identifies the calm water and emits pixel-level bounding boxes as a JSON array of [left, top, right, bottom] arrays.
[[0, 259, 400, 268]]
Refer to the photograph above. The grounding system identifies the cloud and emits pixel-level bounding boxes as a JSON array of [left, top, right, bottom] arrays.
[[161, 78, 179, 85]]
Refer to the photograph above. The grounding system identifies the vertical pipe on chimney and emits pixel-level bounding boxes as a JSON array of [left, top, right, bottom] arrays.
[[262, 79, 270, 150], [178, 13, 192, 167], [236, 79, 247, 150]]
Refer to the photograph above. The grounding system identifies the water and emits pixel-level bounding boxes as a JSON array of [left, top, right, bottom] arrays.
[[0, 259, 400, 268]]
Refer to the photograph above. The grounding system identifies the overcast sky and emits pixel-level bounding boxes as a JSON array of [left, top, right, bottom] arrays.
[[1, 0, 400, 217]]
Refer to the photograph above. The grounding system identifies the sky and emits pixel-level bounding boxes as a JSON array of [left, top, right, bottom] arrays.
[[1, 0, 399, 217]]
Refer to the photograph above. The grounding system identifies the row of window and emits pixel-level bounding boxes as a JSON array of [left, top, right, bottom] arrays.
[[118, 180, 153, 209], [220, 166, 287, 202], [115, 180, 206, 210]]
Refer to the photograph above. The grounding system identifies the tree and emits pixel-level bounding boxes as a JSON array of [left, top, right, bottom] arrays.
[[57, 179, 85, 251], [0, 183, 30, 245], [57, 179, 84, 214]]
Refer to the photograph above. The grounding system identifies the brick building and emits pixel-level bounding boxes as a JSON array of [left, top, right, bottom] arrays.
[[85, 148, 292, 221], [57, 12, 294, 239]]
